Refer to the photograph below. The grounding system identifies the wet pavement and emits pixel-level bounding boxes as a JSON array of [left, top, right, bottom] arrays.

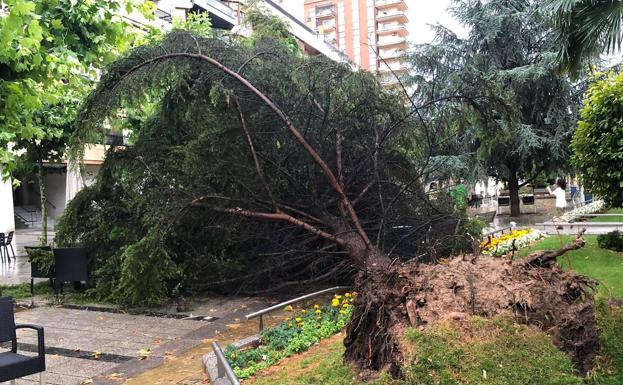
[[0, 228, 55, 286], [1, 297, 276, 385]]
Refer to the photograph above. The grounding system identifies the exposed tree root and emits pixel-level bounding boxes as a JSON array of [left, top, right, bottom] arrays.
[[345, 232, 599, 377]]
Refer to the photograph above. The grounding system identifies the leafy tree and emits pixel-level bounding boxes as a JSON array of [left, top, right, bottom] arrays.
[[0, 0, 139, 242], [546, 0, 623, 76], [572, 70, 623, 207], [59, 30, 463, 304], [406, 0, 581, 217], [58, 28, 599, 376]]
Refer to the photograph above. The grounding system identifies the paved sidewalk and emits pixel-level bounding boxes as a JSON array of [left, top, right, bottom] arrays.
[[0, 297, 273, 385]]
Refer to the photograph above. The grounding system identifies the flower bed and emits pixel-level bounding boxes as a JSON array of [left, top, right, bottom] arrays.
[[225, 292, 354, 379], [562, 199, 606, 221], [481, 228, 548, 257]]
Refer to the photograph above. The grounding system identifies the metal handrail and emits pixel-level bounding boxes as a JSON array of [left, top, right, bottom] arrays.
[[212, 342, 241, 385], [246, 286, 350, 333], [483, 225, 514, 238]]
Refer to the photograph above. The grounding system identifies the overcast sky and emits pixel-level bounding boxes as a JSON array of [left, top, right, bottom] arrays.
[[407, 0, 466, 44]]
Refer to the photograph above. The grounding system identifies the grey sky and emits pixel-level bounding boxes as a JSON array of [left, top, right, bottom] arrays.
[[407, 0, 466, 44]]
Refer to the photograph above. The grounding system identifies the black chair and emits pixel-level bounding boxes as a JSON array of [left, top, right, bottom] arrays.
[[0, 233, 7, 263], [24, 246, 54, 298], [2, 231, 16, 260], [53, 247, 90, 294], [0, 297, 46, 384]]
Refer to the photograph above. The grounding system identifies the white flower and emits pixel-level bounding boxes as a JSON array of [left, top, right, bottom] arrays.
[[562, 200, 605, 221]]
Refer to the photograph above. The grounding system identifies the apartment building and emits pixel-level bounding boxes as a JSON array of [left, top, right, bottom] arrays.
[[304, 0, 409, 84]]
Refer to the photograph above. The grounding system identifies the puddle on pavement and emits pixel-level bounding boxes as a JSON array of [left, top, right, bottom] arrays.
[[121, 313, 288, 385]]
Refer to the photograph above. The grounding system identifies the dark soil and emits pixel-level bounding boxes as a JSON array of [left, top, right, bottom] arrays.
[[344, 233, 599, 377]]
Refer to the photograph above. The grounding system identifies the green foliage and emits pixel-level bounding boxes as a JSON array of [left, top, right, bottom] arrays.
[[572, 70, 623, 208], [587, 300, 623, 385], [0, 0, 138, 178], [25, 247, 54, 277], [59, 31, 461, 304], [546, 0, 623, 77], [450, 184, 468, 212], [0, 282, 53, 300], [407, 0, 580, 216], [225, 293, 354, 379], [242, 0, 300, 54], [597, 231, 623, 252]]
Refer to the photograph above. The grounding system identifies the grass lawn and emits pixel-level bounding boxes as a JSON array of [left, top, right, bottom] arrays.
[[515, 235, 623, 299], [589, 208, 623, 222], [246, 317, 588, 385], [0, 281, 53, 300]]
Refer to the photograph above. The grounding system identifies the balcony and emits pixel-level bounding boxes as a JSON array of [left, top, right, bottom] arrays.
[[317, 20, 336, 32], [314, 6, 335, 20], [378, 60, 408, 74], [379, 48, 404, 61], [375, 0, 407, 11], [377, 23, 408, 36], [376, 10, 408, 24], [377, 35, 407, 49]]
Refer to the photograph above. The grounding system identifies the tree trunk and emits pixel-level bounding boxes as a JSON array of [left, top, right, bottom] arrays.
[[508, 171, 520, 217], [37, 159, 47, 245]]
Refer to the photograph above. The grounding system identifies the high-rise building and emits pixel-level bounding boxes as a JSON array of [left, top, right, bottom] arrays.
[[303, 0, 409, 84]]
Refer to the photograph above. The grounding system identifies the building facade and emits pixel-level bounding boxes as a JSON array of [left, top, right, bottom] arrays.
[[303, 0, 409, 84]]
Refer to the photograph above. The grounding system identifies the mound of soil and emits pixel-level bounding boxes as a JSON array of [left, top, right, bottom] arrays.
[[344, 233, 599, 376]]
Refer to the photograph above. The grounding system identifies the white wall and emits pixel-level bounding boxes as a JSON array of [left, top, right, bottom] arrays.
[[0, 166, 15, 233]]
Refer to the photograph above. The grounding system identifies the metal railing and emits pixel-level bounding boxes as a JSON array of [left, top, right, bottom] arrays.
[[246, 286, 350, 333], [211, 342, 241, 385], [483, 225, 514, 238]]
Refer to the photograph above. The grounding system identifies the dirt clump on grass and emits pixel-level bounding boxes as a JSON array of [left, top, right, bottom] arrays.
[[345, 232, 599, 376]]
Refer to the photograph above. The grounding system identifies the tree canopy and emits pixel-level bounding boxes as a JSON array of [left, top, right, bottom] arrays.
[[547, 0, 623, 77], [0, 0, 138, 178], [572, 69, 623, 207], [406, 0, 581, 216], [56, 30, 472, 305]]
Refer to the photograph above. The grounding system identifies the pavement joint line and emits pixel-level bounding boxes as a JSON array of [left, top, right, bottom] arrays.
[[0, 341, 134, 363], [16, 302, 220, 321]]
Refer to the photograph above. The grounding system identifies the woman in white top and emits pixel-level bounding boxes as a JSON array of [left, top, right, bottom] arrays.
[[547, 179, 567, 219]]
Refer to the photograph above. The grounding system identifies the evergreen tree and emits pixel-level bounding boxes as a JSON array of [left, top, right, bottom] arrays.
[[407, 0, 581, 217]]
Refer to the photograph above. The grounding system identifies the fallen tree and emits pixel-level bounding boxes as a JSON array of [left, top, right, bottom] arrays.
[[64, 31, 599, 375]]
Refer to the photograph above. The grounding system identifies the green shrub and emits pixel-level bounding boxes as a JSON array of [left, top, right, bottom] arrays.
[[597, 231, 623, 252], [25, 248, 54, 277], [225, 293, 354, 379]]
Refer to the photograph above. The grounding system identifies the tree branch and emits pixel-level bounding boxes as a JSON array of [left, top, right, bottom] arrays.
[[519, 229, 586, 268], [198, 204, 347, 247], [114, 44, 372, 249], [233, 97, 279, 212]]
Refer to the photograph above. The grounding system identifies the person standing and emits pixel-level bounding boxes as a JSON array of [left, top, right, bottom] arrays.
[[547, 178, 568, 220]]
